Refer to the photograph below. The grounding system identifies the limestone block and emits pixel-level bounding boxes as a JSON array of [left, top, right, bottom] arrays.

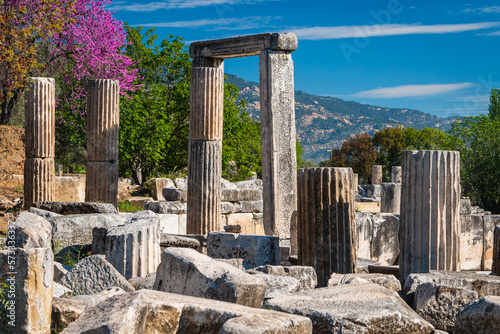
[[227, 213, 254, 233], [215, 258, 246, 270], [246, 271, 300, 299], [85, 161, 118, 208], [493, 225, 500, 275], [158, 213, 179, 234], [59, 255, 135, 295], [178, 214, 187, 234], [357, 184, 382, 200], [414, 282, 478, 332], [221, 188, 262, 201], [483, 213, 496, 271], [455, 296, 500, 334], [380, 182, 401, 214], [460, 214, 484, 270], [160, 233, 200, 250], [148, 177, 175, 200], [251, 265, 317, 290], [86, 79, 120, 162], [10, 211, 52, 249], [208, 231, 280, 269], [0, 247, 54, 334], [221, 178, 237, 189], [143, 200, 186, 214], [104, 211, 160, 279], [356, 212, 372, 260], [297, 167, 356, 286], [54, 176, 86, 202], [391, 166, 402, 183], [328, 273, 401, 292], [404, 271, 500, 308], [221, 201, 239, 213], [400, 151, 461, 282], [371, 213, 400, 266], [174, 177, 187, 189], [371, 165, 383, 184], [54, 261, 68, 283], [33, 201, 117, 215], [63, 289, 312, 334], [264, 283, 434, 333], [190, 65, 224, 141], [24, 77, 55, 158], [54, 282, 73, 298], [23, 157, 55, 209], [70, 287, 126, 307], [240, 200, 263, 213], [29, 207, 62, 218], [253, 213, 265, 235], [234, 178, 263, 189], [187, 140, 222, 235], [460, 198, 472, 215], [51, 297, 87, 331], [259, 49, 297, 241], [129, 272, 156, 290], [153, 247, 267, 307], [162, 187, 187, 201]]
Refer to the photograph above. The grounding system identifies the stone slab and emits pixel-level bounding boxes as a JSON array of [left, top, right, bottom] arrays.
[[33, 201, 117, 214], [455, 296, 500, 334], [143, 200, 186, 214], [162, 187, 188, 201], [9, 211, 52, 249], [328, 273, 401, 292]]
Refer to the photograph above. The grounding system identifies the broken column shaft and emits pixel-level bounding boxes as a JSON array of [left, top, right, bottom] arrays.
[[85, 79, 120, 207], [24, 78, 55, 209], [400, 150, 461, 282]]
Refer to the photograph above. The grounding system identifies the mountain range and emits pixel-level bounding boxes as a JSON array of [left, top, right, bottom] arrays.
[[225, 74, 457, 163]]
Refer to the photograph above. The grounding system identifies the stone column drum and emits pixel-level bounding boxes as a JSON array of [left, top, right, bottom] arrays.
[[85, 79, 120, 207], [260, 50, 297, 249], [187, 58, 224, 235], [400, 150, 461, 282], [380, 182, 401, 214], [371, 165, 383, 185], [24, 78, 55, 209], [391, 166, 402, 183], [298, 167, 356, 286]]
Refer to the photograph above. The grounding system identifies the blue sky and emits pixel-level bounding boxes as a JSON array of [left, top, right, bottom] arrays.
[[109, 0, 500, 118]]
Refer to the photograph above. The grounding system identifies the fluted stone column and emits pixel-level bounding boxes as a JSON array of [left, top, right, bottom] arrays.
[[298, 167, 356, 286], [104, 216, 160, 279], [187, 58, 224, 235], [493, 226, 500, 275], [24, 78, 55, 209], [380, 183, 401, 214], [371, 165, 383, 185], [400, 150, 461, 282], [391, 166, 402, 183], [260, 50, 297, 247], [85, 79, 119, 207]]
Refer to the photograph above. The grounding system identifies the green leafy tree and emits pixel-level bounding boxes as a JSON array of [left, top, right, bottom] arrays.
[[489, 88, 500, 120]]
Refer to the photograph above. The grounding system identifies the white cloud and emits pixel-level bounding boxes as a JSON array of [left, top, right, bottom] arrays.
[[464, 6, 500, 14], [351, 83, 476, 99], [136, 16, 280, 30], [477, 30, 500, 36], [109, 0, 278, 12], [292, 22, 500, 40]]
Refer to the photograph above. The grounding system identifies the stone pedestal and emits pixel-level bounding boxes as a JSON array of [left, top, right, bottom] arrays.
[[24, 78, 55, 209], [298, 167, 356, 286], [371, 165, 383, 185], [391, 166, 402, 183], [400, 150, 461, 282], [187, 58, 224, 235], [260, 50, 297, 243], [380, 183, 401, 214], [104, 214, 160, 279], [85, 79, 119, 207]]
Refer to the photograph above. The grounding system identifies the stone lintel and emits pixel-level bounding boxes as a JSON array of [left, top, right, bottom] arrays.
[[190, 33, 298, 59]]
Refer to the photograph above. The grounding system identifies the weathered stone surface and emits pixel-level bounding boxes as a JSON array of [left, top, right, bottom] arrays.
[[54, 175, 86, 202], [24, 77, 55, 158], [29, 206, 62, 218], [371, 213, 400, 266], [460, 198, 472, 215], [414, 282, 478, 332], [51, 297, 87, 331], [86, 79, 120, 162], [328, 273, 401, 292], [59, 254, 135, 295], [54, 261, 69, 283], [221, 177, 237, 189], [483, 214, 497, 271], [356, 212, 372, 260], [190, 32, 298, 59], [494, 225, 500, 275], [455, 296, 500, 334], [234, 179, 263, 189], [187, 140, 222, 234], [371, 165, 383, 184], [221, 188, 262, 201], [23, 157, 55, 209], [252, 265, 317, 290], [298, 167, 356, 286], [105, 211, 161, 279], [404, 271, 500, 308], [239, 200, 263, 213], [380, 182, 401, 214], [10, 211, 52, 249], [246, 271, 300, 299], [70, 286, 126, 306], [158, 213, 180, 234], [400, 151, 461, 282], [129, 272, 156, 290], [144, 200, 186, 214], [392, 166, 402, 183], [215, 258, 246, 270], [85, 161, 119, 208], [63, 289, 312, 334], [153, 247, 267, 307], [208, 231, 280, 269], [174, 177, 187, 189], [461, 213, 485, 270], [49, 213, 132, 248], [224, 224, 242, 233], [54, 282, 73, 298], [265, 282, 434, 334], [260, 49, 297, 243], [33, 201, 118, 215], [160, 233, 200, 250], [149, 177, 175, 201], [162, 187, 188, 201], [0, 247, 54, 334]]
